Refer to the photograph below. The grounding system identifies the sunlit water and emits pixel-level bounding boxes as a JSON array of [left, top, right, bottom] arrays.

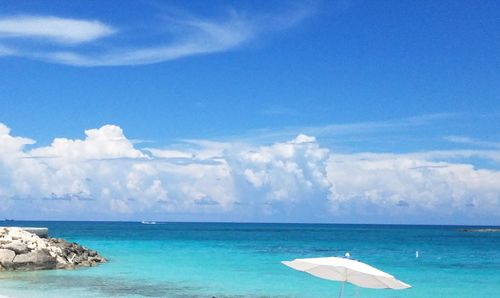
[[0, 222, 499, 297]]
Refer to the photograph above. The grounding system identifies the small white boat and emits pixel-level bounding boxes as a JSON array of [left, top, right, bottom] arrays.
[[141, 221, 157, 225]]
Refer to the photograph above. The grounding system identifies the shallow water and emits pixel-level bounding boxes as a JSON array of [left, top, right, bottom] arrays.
[[1, 222, 499, 297]]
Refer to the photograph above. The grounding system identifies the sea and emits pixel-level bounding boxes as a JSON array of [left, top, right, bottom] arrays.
[[0, 221, 499, 298]]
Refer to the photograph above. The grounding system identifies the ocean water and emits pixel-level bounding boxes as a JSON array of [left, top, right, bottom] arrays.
[[0, 222, 499, 298]]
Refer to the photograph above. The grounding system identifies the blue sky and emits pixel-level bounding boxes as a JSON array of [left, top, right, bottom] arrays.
[[0, 1, 499, 224]]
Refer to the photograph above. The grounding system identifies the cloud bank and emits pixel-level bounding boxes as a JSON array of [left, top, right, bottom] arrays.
[[1, 123, 499, 224]]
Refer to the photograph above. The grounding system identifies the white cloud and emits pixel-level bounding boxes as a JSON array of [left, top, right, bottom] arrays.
[[146, 149, 194, 159], [406, 150, 500, 164], [444, 135, 500, 149], [0, 122, 499, 223], [232, 113, 459, 144], [0, 4, 315, 66], [0, 44, 15, 56], [0, 123, 35, 156], [0, 16, 115, 44], [0, 124, 331, 219], [42, 16, 253, 66], [327, 153, 500, 222], [236, 134, 330, 200], [30, 125, 145, 160]]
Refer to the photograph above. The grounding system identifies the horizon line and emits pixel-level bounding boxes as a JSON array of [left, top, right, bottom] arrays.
[[2, 219, 498, 228]]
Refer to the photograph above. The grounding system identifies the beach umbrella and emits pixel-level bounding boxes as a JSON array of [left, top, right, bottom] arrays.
[[282, 253, 411, 297]]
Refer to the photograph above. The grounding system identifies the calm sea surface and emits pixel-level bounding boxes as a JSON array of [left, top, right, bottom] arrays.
[[0, 222, 499, 297]]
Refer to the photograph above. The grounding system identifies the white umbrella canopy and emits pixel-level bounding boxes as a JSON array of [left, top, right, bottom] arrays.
[[282, 254, 411, 296]]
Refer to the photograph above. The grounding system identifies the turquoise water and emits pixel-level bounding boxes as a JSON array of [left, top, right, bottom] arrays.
[[0, 222, 499, 297]]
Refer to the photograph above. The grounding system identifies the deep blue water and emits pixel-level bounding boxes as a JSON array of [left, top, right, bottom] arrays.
[[0, 221, 499, 297]]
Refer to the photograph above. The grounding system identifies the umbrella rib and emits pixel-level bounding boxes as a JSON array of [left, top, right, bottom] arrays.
[[371, 275, 395, 288], [329, 266, 348, 281]]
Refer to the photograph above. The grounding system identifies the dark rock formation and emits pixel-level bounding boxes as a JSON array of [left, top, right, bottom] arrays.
[[460, 228, 500, 233], [0, 227, 106, 271]]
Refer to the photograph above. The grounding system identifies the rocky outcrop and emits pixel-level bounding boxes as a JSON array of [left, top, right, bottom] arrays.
[[0, 227, 106, 271], [460, 228, 500, 233]]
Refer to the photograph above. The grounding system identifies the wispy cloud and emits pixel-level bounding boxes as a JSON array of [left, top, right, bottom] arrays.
[[261, 105, 297, 116], [444, 135, 500, 149], [407, 149, 500, 164], [302, 113, 459, 137], [41, 16, 254, 66], [220, 112, 460, 144], [0, 44, 15, 56], [0, 15, 115, 44], [0, 4, 316, 66]]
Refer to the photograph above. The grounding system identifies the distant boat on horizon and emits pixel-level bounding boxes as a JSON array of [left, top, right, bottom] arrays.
[[141, 221, 157, 225]]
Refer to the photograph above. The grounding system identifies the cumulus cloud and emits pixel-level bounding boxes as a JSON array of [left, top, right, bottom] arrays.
[[235, 134, 330, 201], [327, 153, 500, 222], [30, 125, 145, 160], [0, 123, 35, 155], [0, 124, 332, 220], [0, 124, 321, 219], [0, 122, 499, 223], [0, 16, 115, 44]]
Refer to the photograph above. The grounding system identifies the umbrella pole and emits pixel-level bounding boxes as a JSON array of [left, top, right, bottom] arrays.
[[338, 281, 345, 298]]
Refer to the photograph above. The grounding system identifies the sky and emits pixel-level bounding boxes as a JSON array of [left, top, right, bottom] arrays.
[[0, 0, 499, 224]]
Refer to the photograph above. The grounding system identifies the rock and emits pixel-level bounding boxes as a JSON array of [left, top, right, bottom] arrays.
[[3, 242, 30, 254], [460, 228, 500, 233], [0, 227, 106, 271], [56, 255, 68, 265], [12, 250, 57, 270], [89, 256, 103, 263], [66, 252, 76, 263], [0, 249, 15, 268]]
